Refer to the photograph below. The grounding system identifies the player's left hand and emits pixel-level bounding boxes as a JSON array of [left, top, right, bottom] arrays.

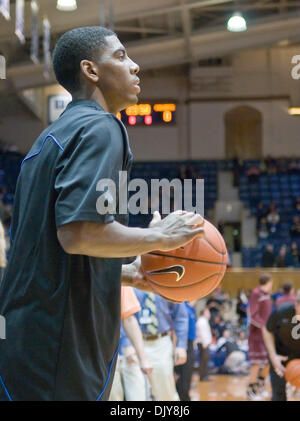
[[122, 256, 155, 292], [174, 347, 187, 366]]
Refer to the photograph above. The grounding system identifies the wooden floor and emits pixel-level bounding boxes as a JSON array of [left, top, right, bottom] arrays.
[[188, 373, 300, 401]]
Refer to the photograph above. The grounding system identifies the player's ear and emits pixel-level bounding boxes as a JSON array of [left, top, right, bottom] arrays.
[[80, 60, 100, 84]]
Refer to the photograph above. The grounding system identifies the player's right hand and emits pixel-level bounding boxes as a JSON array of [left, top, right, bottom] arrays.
[[271, 354, 288, 377], [149, 210, 205, 251]]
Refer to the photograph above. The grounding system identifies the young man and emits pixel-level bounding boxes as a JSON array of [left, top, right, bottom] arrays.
[[109, 286, 152, 401], [262, 291, 300, 401], [246, 272, 273, 400], [196, 307, 212, 381], [120, 291, 189, 401], [0, 27, 204, 401]]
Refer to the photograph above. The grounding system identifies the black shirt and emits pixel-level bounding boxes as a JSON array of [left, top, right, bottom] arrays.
[[266, 302, 300, 359], [0, 99, 132, 401]]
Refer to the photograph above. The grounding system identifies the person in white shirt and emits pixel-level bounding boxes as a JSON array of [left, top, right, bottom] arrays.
[[196, 307, 212, 381]]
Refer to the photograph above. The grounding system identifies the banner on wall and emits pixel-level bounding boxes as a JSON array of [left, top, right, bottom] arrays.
[[0, 0, 10, 20], [30, 1, 39, 64], [15, 0, 25, 44], [43, 16, 51, 78]]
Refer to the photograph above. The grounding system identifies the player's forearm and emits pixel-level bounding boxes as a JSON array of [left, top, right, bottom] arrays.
[[122, 315, 147, 364], [57, 220, 163, 258], [262, 326, 277, 359]]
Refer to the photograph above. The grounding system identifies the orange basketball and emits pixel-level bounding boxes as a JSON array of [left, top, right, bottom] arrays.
[[285, 359, 300, 388], [141, 219, 228, 303]]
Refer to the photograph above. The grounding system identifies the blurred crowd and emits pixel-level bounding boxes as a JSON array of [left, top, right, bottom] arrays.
[[106, 280, 300, 402]]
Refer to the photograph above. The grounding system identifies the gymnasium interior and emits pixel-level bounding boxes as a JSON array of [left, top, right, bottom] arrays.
[[0, 0, 300, 402]]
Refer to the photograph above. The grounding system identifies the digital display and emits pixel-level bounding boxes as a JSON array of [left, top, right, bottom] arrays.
[[116, 103, 176, 126]]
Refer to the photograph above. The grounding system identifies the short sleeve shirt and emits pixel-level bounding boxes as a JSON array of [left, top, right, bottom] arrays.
[[0, 99, 132, 401], [121, 287, 141, 320], [266, 302, 300, 358]]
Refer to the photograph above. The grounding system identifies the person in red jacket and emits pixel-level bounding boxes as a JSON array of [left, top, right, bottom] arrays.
[[246, 273, 273, 400]]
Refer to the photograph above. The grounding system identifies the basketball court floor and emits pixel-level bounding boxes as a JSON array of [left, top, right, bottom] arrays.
[[189, 374, 300, 402]]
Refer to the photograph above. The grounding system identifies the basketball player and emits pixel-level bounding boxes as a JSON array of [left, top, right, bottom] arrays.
[[0, 27, 204, 401], [262, 291, 300, 401], [246, 273, 273, 400]]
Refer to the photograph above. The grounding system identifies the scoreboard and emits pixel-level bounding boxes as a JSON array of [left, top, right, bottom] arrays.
[[117, 103, 176, 126], [48, 95, 176, 126]]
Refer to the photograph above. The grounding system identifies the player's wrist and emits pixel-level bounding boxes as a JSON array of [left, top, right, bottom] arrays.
[[144, 227, 166, 251]]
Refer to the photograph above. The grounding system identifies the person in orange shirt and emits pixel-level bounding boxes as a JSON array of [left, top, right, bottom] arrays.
[[109, 286, 152, 401]]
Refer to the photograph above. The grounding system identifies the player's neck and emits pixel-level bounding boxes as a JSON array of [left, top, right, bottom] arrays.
[[72, 88, 110, 114]]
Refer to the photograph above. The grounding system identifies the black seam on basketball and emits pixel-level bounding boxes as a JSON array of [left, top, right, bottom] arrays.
[[148, 252, 227, 265], [203, 237, 227, 255], [147, 272, 220, 289]]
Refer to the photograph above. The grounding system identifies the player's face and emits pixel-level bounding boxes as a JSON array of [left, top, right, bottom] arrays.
[[96, 35, 140, 112]]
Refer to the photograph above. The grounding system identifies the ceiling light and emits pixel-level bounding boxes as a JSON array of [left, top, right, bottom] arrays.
[[56, 0, 77, 11], [227, 12, 247, 32], [288, 107, 300, 116]]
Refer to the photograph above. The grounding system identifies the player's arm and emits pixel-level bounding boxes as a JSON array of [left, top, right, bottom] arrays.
[[249, 291, 265, 328], [122, 314, 152, 375], [262, 326, 288, 377], [170, 302, 188, 366], [57, 210, 204, 258]]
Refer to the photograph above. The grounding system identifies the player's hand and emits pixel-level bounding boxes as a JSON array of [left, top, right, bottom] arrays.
[[174, 347, 187, 366], [271, 354, 288, 377], [123, 346, 137, 365], [122, 256, 155, 292], [140, 355, 153, 377], [149, 210, 205, 251]]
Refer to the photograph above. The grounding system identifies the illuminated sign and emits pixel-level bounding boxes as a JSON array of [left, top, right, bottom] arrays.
[[117, 103, 176, 126], [48, 94, 72, 123]]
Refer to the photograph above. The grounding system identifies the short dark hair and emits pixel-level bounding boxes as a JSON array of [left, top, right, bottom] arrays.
[[282, 281, 293, 294], [52, 26, 116, 94], [259, 272, 272, 285]]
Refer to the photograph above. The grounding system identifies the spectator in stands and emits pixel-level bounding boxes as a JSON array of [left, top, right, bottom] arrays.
[[288, 158, 300, 175], [289, 241, 300, 266], [216, 329, 248, 375], [258, 217, 269, 240], [246, 165, 260, 184], [211, 314, 228, 340], [294, 198, 300, 215], [237, 330, 248, 353], [267, 208, 280, 236], [258, 159, 267, 174], [206, 289, 224, 321], [196, 307, 212, 381], [275, 245, 288, 268], [275, 282, 296, 307], [262, 244, 275, 267], [257, 202, 268, 225], [278, 158, 288, 174], [290, 216, 300, 239], [232, 157, 244, 187]]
